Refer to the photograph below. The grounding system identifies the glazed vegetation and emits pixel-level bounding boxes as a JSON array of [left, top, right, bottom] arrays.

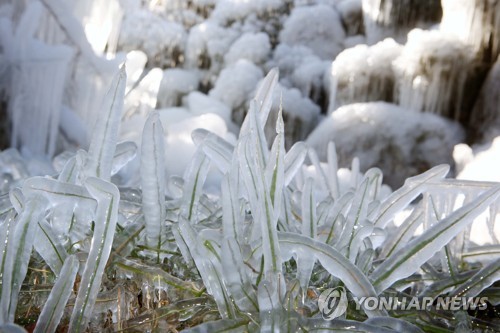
[[0, 68, 499, 333]]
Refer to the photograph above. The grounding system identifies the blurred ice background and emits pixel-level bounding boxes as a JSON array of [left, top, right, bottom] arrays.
[[0, 0, 499, 189]]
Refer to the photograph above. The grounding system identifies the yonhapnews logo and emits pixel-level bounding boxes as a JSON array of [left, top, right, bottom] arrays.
[[318, 287, 488, 320], [318, 287, 348, 320]]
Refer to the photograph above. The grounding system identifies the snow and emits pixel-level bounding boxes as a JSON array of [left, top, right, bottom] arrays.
[[209, 59, 263, 123], [307, 102, 465, 187], [456, 137, 500, 183], [157, 69, 199, 108], [119, 9, 186, 66], [224, 32, 271, 66], [279, 4, 345, 60]]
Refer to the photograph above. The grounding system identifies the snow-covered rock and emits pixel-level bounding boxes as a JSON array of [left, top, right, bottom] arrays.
[[269, 44, 329, 107], [224, 32, 271, 66], [119, 9, 186, 67], [279, 4, 345, 60], [157, 69, 199, 108], [209, 59, 263, 124], [307, 102, 465, 187]]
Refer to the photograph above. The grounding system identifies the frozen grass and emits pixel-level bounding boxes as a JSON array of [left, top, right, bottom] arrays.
[[0, 68, 498, 332]]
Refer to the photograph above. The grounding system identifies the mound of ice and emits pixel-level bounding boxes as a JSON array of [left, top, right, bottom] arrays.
[[307, 102, 464, 187]]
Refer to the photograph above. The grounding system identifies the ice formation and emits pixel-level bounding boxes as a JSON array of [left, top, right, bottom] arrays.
[[329, 38, 402, 111], [362, 0, 442, 44], [393, 29, 473, 121], [441, 0, 500, 63], [307, 102, 465, 187]]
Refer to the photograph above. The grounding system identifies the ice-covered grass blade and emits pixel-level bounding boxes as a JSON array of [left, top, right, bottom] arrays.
[[379, 208, 423, 258], [193, 128, 234, 174], [279, 232, 386, 318], [450, 257, 500, 298], [221, 238, 258, 313], [338, 178, 370, 261], [240, 68, 278, 136], [140, 111, 166, 251], [265, 107, 285, 216], [69, 178, 119, 333], [327, 141, 340, 199], [284, 142, 307, 186], [0, 211, 16, 306], [297, 178, 317, 290], [111, 141, 137, 176], [34, 219, 68, 275], [34, 255, 79, 333], [373, 165, 449, 229], [180, 148, 211, 222], [180, 319, 248, 333], [0, 197, 45, 323], [371, 185, 500, 294], [85, 65, 126, 181]]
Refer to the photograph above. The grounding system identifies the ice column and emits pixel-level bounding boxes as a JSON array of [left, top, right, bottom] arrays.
[[9, 43, 73, 157], [393, 29, 472, 121], [441, 0, 500, 63], [329, 38, 402, 112], [362, 0, 442, 44]]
